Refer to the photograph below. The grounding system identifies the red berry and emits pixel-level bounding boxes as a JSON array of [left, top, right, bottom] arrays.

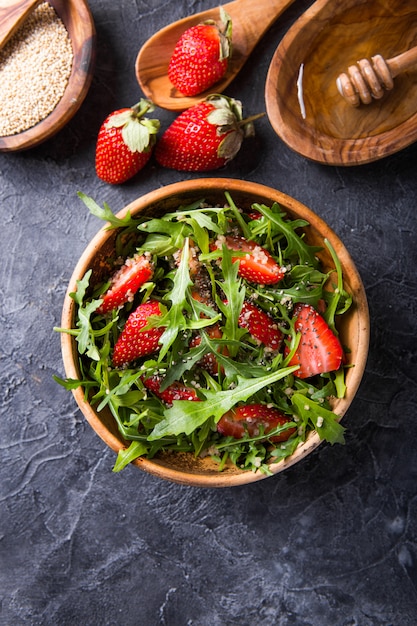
[[142, 375, 200, 405], [95, 99, 160, 184], [97, 254, 153, 314], [168, 10, 232, 96], [155, 95, 256, 172], [213, 235, 284, 285], [190, 323, 229, 375], [217, 404, 296, 442], [284, 303, 344, 378], [112, 300, 164, 367], [238, 301, 283, 350]]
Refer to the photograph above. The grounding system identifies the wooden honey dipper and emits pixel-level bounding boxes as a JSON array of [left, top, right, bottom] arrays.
[[336, 46, 417, 106]]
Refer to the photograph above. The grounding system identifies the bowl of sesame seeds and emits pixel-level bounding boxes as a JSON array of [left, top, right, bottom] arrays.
[[58, 178, 369, 487], [0, 0, 95, 152]]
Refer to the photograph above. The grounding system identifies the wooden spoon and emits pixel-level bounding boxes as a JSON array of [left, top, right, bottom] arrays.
[[0, 0, 41, 50], [336, 46, 417, 106], [135, 0, 296, 111], [265, 0, 417, 166]]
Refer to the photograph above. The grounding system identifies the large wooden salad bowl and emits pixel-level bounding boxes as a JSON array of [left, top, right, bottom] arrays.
[[60, 179, 369, 487]]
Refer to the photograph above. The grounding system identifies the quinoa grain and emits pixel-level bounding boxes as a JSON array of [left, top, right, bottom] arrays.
[[0, 2, 73, 137]]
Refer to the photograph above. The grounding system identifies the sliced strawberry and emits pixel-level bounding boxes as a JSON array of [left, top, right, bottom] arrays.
[[190, 323, 229, 375], [284, 303, 343, 379], [247, 210, 263, 220], [212, 235, 284, 285], [142, 375, 200, 405], [217, 404, 296, 442], [112, 300, 164, 367], [97, 253, 153, 314], [238, 301, 283, 350]]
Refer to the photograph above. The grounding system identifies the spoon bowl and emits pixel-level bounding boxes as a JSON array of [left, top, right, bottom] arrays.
[[265, 0, 417, 166], [135, 0, 295, 111]]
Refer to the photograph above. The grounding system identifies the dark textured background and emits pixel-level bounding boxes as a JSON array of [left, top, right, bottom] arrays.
[[1, 0, 417, 624]]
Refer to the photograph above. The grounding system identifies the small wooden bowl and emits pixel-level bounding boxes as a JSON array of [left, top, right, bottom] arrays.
[[59, 179, 369, 487], [265, 0, 417, 166], [0, 0, 95, 152]]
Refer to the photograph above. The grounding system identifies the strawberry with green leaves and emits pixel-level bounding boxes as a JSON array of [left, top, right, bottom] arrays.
[[168, 8, 232, 96], [95, 99, 160, 184], [155, 95, 261, 172], [217, 403, 296, 442], [112, 300, 164, 367], [285, 303, 344, 378]]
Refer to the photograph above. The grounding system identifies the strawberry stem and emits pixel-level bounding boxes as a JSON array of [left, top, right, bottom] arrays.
[[238, 112, 266, 127], [131, 98, 155, 118]]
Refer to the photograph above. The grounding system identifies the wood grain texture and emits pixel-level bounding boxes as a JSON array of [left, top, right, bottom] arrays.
[[0, 0, 41, 49], [265, 0, 417, 165], [0, 0, 96, 152], [135, 0, 296, 111]]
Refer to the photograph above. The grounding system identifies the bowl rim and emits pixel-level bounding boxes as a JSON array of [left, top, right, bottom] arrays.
[[60, 178, 370, 487], [0, 0, 96, 152]]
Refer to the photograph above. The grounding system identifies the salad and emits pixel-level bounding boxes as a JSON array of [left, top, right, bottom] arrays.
[[55, 191, 352, 475]]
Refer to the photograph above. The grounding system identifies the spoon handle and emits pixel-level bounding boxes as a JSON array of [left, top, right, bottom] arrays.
[[225, 0, 296, 56], [337, 45, 417, 106], [0, 0, 41, 50]]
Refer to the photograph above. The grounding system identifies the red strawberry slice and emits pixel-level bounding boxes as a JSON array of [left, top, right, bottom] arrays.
[[217, 404, 296, 442], [142, 375, 200, 405], [168, 10, 232, 96], [112, 300, 164, 367], [212, 235, 284, 285], [97, 254, 153, 314], [190, 323, 229, 375], [284, 303, 343, 378], [238, 301, 283, 350]]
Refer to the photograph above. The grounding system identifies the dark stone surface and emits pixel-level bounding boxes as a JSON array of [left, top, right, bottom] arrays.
[[1, 1, 417, 624]]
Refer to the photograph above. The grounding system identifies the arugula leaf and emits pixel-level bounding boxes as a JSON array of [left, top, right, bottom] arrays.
[[291, 392, 345, 444], [215, 245, 246, 354], [148, 366, 299, 439], [113, 441, 149, 472], [78, 192, 139, 230], [252, 202, 322, 266], [157, 237, 193, 359]]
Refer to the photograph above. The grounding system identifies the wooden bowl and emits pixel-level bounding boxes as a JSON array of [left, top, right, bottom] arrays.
[[0, 0, 95, 152], [265, 0, 417, 165], [59, 179, 369, 487]]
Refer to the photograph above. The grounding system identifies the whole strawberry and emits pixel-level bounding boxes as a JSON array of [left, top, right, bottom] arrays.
[[168, 8, 232, 96], [95, 99, 160, 184], [155, 95, 260, 172]]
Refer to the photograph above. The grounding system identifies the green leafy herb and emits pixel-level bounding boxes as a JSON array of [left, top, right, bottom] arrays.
[[55, 194, 352, 474]]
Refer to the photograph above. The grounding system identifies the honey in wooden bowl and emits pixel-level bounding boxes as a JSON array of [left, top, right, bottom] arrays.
[[265, 0, 417, 165]]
